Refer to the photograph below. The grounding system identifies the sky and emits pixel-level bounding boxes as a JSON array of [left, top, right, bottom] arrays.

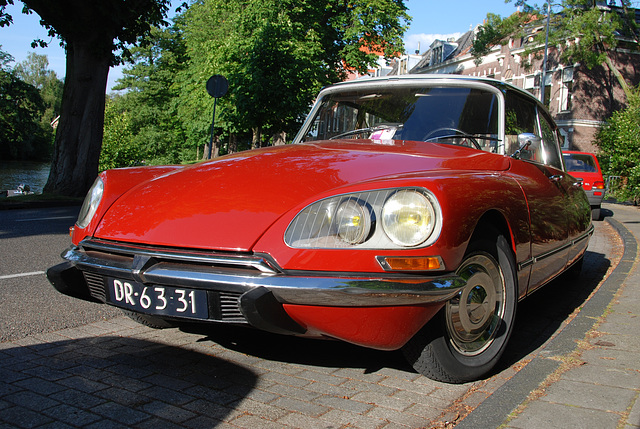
[[0, 0, 520, 92]]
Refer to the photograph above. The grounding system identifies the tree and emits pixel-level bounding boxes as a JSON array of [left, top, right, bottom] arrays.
[[109, 25, 189, 165], [176, 0, 410, 150], [596, 87, 640, 203], [0, 46, 51, 160], [471, 1, 639, 103], [14, 52, 63, 137], [0, 0, 172, 196]]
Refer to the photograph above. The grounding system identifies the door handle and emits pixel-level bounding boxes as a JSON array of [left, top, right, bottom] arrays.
[[549, 175, 563, 183]]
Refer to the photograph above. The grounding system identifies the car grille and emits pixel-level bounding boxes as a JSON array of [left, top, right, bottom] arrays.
[[72, 239, 280, 324], [84, 271, 107, 302]]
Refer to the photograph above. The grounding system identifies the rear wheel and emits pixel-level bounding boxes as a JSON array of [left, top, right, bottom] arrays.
[[402, 232, 517, 383], [591, 206, 601, 221]]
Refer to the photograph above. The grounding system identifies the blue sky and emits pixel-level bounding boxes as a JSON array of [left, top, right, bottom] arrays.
[[1, 0, 520, 91]]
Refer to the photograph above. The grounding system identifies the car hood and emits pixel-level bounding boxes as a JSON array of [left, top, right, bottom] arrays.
[[94, 140, 510, 251]]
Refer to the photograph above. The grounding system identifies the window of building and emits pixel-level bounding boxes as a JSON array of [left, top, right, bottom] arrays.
[[559, 67, 573, 112]]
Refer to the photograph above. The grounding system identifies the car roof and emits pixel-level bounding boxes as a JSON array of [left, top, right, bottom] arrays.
[[322, 74, 548, 111]]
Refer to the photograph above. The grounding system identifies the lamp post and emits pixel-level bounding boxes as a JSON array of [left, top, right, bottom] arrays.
[[540, 1, 551, 104]]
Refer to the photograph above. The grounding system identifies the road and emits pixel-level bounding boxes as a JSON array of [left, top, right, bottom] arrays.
[[0, 206, 120, 342]]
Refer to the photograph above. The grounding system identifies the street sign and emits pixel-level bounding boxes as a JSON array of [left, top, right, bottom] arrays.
[[206, 75, 229, 159]]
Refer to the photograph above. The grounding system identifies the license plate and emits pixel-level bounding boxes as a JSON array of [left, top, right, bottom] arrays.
[[107, 278, 208, 319]]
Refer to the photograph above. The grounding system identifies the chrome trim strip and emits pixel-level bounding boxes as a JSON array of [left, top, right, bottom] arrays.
[[516, 225, 594, 271], [63, 241, 466, 307], [77, 238, 279, 274]]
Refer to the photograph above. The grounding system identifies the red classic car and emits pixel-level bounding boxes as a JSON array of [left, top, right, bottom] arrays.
[[48, 75, 593, 383]]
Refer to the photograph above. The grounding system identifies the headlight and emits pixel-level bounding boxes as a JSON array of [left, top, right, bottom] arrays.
[[336, 198, 373, 244], [76, 177, 104, 229], [382, 190, 436, 246], [285, 188, 440, 249]]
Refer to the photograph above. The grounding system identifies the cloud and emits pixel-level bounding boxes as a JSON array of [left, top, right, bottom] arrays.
[[404, 32, 463, 55]]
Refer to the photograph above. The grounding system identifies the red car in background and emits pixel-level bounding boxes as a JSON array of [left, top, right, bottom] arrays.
[[48, 76, 593, 383], [563, 151, 605, 220]]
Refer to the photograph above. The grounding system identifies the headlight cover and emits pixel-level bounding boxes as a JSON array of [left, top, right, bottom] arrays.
[[285, 188, 441, 249], [76, 177, 104, 229], [382, 189, 436, 247]]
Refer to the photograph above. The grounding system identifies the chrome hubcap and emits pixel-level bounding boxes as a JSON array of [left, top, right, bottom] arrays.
[[446, 254, 505, 355]]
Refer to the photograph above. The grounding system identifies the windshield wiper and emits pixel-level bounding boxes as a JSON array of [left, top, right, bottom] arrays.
[[329, 123, 403, 140]]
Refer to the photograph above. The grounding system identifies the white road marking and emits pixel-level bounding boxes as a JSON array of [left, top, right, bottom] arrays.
[[0, 271, 46, 280]]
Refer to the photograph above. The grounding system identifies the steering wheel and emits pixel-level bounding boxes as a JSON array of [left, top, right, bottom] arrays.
[[423, 127, 481, 150]]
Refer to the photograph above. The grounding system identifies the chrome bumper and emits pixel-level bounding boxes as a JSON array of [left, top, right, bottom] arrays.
[[56, 238, 465, 307]]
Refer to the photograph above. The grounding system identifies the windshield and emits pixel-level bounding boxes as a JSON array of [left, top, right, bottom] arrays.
[[300, 86, 500, 152], [563, 153, 598, 173]]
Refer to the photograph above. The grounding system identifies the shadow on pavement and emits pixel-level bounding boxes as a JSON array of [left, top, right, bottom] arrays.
[[0, 336, 257, 427], [188, 250, 611, 381], [498, 248, 611, 373], [186, 323, 414, 375]]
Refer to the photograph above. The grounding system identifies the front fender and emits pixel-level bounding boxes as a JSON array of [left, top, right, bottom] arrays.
[[72, 165, 184, 245]]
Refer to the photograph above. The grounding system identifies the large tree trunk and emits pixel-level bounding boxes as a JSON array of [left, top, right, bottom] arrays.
[[44, 41, 110, 197]]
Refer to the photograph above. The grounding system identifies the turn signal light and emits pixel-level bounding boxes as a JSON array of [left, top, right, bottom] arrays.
[[379, 256, 443, 271], [69, 226, 75, 238], [594, 181, 605, 190]]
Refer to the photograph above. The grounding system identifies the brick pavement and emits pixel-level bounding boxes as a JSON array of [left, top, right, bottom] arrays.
[[458, 202, 640, 429], [0, 207, 630, 429]]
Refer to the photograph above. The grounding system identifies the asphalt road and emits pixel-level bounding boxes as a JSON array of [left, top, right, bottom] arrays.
[[0, 206, 120, 342]]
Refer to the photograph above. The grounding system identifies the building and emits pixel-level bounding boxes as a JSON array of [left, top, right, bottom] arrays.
[[390, 6, 640, 153]]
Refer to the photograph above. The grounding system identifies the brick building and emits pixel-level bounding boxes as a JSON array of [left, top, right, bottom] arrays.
[[392, 8, 640, 154]]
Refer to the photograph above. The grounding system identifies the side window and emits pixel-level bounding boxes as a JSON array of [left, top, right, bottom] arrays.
[[538, 111, 563, 170], [505, 90, 539, 160]]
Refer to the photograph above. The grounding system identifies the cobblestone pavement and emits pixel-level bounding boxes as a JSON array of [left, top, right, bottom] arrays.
[[0, 210, 627, 428]]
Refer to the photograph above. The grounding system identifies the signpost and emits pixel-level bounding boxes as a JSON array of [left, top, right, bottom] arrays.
[[205, 74, 229, 159]]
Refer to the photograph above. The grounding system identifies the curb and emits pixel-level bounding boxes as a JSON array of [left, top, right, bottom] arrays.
[[456, 217, 638, 428]]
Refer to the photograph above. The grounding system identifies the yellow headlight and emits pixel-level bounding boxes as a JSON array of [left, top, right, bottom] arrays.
[[382, 190, 435, 247]]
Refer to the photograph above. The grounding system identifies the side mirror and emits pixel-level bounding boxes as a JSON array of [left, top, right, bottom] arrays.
[[512, 133, 541, 159]]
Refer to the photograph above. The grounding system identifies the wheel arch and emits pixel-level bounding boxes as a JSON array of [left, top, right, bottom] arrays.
[[470, 210, 516, 255]]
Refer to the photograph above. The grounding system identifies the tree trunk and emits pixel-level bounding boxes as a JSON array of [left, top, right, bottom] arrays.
[[604, 54, 632, 103], [252, 126, 261, 149], [272, 131, 286, 145], [44, 41, 109, 197]]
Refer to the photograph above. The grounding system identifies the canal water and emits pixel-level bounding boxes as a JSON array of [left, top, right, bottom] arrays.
[[0, 161, 50, 194]]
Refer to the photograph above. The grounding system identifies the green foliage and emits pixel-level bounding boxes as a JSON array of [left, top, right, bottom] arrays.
[[596, 88, 640, 203], [471, 12, 540, 65], [100, 97, 138, 171], [104, 25, 189, 167], [105, 0, 410, 166], [14, 52, 63, 137], [0, 46, 54, 160]]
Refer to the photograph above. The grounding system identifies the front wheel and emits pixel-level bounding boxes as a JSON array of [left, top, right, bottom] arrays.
[[402, 232, 517, 383]]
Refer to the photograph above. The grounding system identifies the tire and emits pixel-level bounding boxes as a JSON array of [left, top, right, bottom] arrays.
[[591, 207, 601, 221], [402, 231, 517, 383], [121, 310, 174, 329]]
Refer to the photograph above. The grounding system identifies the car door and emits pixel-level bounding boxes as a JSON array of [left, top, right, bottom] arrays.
[[504, 91, 571, 294], [539, 112, 592, 269]]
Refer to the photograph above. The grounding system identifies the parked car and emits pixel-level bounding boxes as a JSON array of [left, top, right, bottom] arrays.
[[48, 75, 592, 383], [562, 150, 605, 220]]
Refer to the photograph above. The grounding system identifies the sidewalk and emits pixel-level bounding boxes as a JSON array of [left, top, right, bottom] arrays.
[[458, 202, 640, 429]]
